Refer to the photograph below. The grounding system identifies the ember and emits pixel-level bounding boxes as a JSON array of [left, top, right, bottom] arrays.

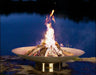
[[25, 10, 74, 57]]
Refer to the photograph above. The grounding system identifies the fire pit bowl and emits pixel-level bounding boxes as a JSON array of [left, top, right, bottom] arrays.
[[12, 46, 85, 63]]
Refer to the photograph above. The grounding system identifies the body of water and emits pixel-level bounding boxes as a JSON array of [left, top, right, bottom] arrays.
[[1, 12, 95, 57]]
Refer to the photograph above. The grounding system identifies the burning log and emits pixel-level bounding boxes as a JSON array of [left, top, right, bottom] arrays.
[[24, 41, 74, 57], [24, 47, 36, 55], [55, 41, 60, 49], [24, 45, 47, 56], [39, 46, 47, 56], [30, 46, 44, 55]]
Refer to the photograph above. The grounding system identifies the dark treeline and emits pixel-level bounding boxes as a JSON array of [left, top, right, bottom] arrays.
[[0, 0, 96, 22]]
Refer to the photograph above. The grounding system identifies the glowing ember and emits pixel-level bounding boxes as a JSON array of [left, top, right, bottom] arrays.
[[24, 10, 74, 57]]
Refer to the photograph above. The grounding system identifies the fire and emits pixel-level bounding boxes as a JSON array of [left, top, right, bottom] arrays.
[[45, 23, 55, 48], [50, 10, 54, 17], [41, 10, 63, 57], [44, 10, 55, 48], [24, 10, 74, 57]]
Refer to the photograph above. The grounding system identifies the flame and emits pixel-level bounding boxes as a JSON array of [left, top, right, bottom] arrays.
[[50, 10, 55, 22], [45, 23, 55, 48], [50, 10, 54, 17], [60, 43, 64, 47], [41, 10, 62, 57], [23, 10, 74, 57], [45, 10, 56, 48]]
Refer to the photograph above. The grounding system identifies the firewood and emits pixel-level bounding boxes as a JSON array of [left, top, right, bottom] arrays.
[[55, 41, 60, 49], [48, 51, 58, 57], [24, 48, 36, 55], [40, 39, 46, 46], [29, 46, 43, 56], [29, 45, 47, 56], [45, 48, 50, 57], [39, 47, 47, 56], [25, 40, 74, 57]]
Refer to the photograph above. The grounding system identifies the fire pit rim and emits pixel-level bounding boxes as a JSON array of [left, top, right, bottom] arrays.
[[12, 46, 85, 56]]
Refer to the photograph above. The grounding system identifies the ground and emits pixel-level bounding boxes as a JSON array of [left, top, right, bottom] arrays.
[[0, 56, 96, 75]]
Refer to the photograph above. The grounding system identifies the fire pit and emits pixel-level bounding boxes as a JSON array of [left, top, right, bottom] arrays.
[[12, 46, 84, 72], [12, 46, 84, 63], [12, 10, 85, 72]]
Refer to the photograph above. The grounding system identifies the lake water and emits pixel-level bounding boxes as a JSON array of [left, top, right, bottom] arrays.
[[1, 12, 95, 57]]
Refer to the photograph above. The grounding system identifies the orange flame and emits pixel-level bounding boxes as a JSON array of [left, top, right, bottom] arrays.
[[41, 10, 62, 57], [44, 10, 56, 48], [50, 10, 54, 17]]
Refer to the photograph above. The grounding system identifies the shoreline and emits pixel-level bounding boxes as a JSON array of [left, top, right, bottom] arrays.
[[0, 55, 96, 63], [0, 55, 96, 75]]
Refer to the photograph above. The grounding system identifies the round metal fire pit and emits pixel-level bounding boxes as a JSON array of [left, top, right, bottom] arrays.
[[12, 46, 85, 63]]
